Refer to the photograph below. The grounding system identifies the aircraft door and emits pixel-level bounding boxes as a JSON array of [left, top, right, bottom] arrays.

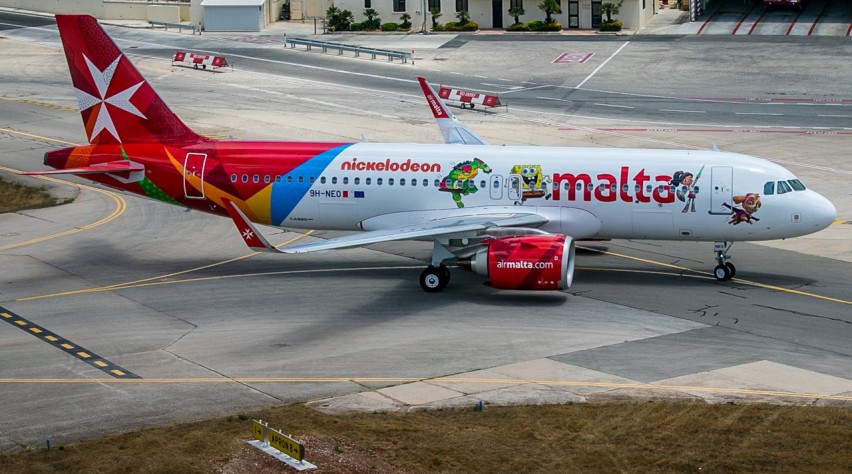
[[183, 153, 207, 199], [709, 166, 733, 214], [508, 175, 522, 202], [489, 174, 503, 200]]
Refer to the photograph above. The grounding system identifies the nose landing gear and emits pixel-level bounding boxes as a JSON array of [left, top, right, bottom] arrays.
[[713, 241, 736, 281]]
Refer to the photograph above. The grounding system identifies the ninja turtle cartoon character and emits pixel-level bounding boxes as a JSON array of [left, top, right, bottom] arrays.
[[670, 165, 704, 213], [439, 158, 492, 208], [510, 164, 551, 205], [723, 193, 761, 225]]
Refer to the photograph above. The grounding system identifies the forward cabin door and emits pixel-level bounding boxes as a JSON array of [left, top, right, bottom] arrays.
[[183, 152, 207, 199], [710, 166, 733, 214], [489, 174, 503, 200]]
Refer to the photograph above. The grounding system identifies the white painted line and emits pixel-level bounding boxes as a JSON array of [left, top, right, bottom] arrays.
[[473, 75, 487, 79], [819, 114, 852, 118], [499, 85, 549, 95], [735, 112, 784, 116], [575, 41, 630, 89], [660, 109, 706, 114], [537, 97, 573, 103], [594, 103, 634, 109]]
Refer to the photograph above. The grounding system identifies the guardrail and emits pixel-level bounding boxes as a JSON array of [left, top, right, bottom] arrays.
[[149, 20, 199, 35], [285, 37, 412, 64]]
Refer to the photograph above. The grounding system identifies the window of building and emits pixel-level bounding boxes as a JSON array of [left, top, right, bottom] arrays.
[[428, 0, 440, 11], [456, 0, 468, 12], [393, 0, 406, 12], [510, 0, 522, 10], [365, 0, 371, 7]]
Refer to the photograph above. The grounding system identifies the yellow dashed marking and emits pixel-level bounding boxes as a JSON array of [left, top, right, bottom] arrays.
[[94, 361, 108, 367], [60, 343, 74, 350], [45, 335, 58, 342], [111, 370, 126, 377], [1, 313, 11, 319], [14, 320, 27, 326], [29, 327, 43, 334], [77, 352, 91, 359]]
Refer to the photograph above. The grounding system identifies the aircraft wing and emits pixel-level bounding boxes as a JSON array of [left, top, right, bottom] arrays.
[[223, 199, 547, 253], [418, 77, 489, 146]]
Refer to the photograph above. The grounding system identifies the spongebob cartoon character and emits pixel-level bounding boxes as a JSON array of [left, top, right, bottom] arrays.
[[439, 158, 492, 208], [510, 164, 551, 205]]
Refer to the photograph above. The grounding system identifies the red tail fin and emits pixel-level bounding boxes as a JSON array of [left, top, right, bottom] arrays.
[[55, 15, 206, 145]]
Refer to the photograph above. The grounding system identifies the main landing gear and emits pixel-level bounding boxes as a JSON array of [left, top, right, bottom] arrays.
[[713, 241, 736, 281], [420, 264, 451, 292]]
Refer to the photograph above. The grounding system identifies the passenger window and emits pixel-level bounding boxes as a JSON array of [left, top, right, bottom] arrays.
[[230, 174, 237, 183], [789, 179, 806, 191], [777, 181, 792, 194], [480, 180, 486, 188], [264, 175, 271, 184], [400, 178, 406, 186], [343, 177, 349, 185], [646, 184, 653, 193], [622, 184, 629, 192], [366, 177, 371, 185], [576, 183, 582, 191], [587, 183, 593, 191], [423, 179, 429, 187], [377, 178, 383, 185], [332, 177, 337, 184], [389, 178, 395, 186], [275, 175, 282, 183], [298, 176, 304, 184], [354, 177, 360, 185], [434, 179, 440, 187], [493, 180, 500, 189], [286, 176, 292, 183], [309, 177, 315, 184], [411, 178, 417, 187], [320, 177, 326, 184], [252, 175, 259, 183]]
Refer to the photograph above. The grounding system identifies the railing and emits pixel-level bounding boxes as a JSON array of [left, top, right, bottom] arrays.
[[285, 37, 412, 63], [148, 20, 198, 34]]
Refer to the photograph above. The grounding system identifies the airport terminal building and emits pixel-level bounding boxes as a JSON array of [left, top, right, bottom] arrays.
[[4, 0, 656, 32]]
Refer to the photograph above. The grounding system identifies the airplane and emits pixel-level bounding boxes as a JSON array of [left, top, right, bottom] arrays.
[[25, 14, 836, 292]]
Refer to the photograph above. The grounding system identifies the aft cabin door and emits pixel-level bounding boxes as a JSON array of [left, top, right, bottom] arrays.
[[710, 166, 733, 214], [183, 153, 207, 199]]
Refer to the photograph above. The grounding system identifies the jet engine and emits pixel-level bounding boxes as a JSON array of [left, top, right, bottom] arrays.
[[469, 234, 575, 290]]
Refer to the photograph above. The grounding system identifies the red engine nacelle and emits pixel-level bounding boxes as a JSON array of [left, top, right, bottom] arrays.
[[469, 234, 575, 290]]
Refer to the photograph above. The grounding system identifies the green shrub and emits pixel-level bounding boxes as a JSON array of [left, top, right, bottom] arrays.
[[381, 22, 399, 31], [527, 19, 560, 31], [506, 22, 530, 31], [599, 19, 622, 31], [350, 21, 363, 31]]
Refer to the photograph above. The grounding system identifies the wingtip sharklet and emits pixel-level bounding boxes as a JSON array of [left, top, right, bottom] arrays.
[[222, 199, 281, 253]]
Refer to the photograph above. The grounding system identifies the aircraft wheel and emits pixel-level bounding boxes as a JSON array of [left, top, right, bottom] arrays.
[[725, 262, 736, 279], [714, 264, 731, 281], [420, 265, 449, 292]]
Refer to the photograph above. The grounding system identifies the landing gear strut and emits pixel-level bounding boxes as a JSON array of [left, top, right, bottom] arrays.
[[420, 264, 451, 292], [713, 241, 736, 281]]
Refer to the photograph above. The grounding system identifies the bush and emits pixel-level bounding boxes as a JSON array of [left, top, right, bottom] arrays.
[[527, 19, 560, 31], [381, 22, 399, 31], [599, 19, 622, 31], [349, 22, 363, 31], [506, 22, 530, 31], [435, 21, 477, 31]]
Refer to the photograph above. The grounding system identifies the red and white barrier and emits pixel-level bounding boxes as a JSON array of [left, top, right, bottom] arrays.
[[438, 86, 502, 109], [172, 51, 229, 70]]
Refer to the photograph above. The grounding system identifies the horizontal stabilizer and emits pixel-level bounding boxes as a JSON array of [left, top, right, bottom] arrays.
[[21, 160, 145, 182]]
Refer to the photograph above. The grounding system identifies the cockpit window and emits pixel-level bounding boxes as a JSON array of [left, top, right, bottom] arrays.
[[763, 181, 775, 195], [788, 179, 806, 191], [777, 180, 792, 194]]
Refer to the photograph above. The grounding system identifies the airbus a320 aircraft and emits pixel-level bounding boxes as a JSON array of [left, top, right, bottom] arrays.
[[27, 15, 836, 292]]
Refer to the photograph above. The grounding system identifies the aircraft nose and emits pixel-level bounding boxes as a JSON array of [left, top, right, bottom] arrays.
[[809, 192, 837, 231]]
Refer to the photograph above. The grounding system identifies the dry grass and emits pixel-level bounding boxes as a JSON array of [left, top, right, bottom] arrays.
[[2, 402, 850, 473], [0, 177, 60, 214]]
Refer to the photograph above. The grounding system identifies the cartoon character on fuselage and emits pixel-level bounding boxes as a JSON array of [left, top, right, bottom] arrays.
[[439, 158, 491, 208], [511, 164, 552, 205]]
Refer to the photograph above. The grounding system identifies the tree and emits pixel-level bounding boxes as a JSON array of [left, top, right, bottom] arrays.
[[537, 0, 561, 24], [430, 7, 442, 29], [508, 6, 525, 25], [600, 2, 619, 22], [326, 4, 354, 31], [456, 9, 471, 25], [400, 12, 412, 29], [363, 8, 381, 30]]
